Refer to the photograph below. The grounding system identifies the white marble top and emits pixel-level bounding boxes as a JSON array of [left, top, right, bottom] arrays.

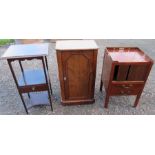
[[56, 40, 99, 50], [1, 43, 49, 59]]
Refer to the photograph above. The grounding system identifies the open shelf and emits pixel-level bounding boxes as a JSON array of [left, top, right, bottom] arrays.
[[18, 69, 46, 86], [24, 91, 50, 109], [112, 64, 148, 81]]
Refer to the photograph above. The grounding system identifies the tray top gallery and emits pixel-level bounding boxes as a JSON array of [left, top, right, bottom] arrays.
[[106, 47, 151, 63]]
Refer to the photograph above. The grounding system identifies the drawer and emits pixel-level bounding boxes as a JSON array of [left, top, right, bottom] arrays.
[[110, 83, 144, 95], [19, 84, 48, 93]]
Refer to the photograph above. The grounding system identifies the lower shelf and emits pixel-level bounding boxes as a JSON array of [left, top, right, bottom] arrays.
[[24, 91, 52, 109]]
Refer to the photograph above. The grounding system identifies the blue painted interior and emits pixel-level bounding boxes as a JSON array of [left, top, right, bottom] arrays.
[[18, 69, 46, 86]]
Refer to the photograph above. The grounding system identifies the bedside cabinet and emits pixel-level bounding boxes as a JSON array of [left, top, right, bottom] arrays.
[[56, 40, 99, 105], [100, 47, 154, 108]]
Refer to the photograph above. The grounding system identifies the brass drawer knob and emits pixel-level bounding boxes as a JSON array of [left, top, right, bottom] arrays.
[[32, 86, 35, 91]]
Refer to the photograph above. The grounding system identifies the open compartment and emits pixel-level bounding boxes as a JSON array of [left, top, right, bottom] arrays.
[[113, 64, 148, 81]]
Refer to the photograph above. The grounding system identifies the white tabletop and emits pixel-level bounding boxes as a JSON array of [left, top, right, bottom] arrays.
[[56, 40, 99, 50], [1, 43, 49, 59]]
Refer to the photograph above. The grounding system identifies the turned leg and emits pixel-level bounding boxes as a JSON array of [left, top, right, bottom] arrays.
[[133, 92, 142, 107], [100, 80, 103, 92], [104, 93, 110, 108]]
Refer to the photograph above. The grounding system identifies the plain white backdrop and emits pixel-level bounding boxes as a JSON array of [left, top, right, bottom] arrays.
[[0, 0, 155, 38], [0, 0, 155, 155], [0, 116, 155, 155]]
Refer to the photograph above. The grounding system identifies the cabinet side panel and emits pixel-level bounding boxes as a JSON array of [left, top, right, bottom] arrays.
[[102, 51, 113, 91], [56, 51, 66, 100], [91, 50, 98, 98]]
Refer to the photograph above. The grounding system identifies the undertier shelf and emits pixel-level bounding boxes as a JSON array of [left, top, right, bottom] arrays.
[[24, 91, 51, 109]]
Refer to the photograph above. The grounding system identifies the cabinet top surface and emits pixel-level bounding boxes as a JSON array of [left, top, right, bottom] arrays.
[[1, 43, 49, 59], [106, 47, 152, 63], [56, 40, 99, 50]]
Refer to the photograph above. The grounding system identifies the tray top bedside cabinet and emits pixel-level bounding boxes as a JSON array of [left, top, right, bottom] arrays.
[[100, 47, 154, 108], [56, 40, 99, 105], [1, 43, 53, 114]]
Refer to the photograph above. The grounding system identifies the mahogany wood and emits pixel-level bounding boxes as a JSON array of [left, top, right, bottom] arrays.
[[57, 50, 98, 105], [2, 44, 53, 114], [19, 84, 49, 93], [56, 40, 98, 105], [100, 47, 154, 108], [7, 60, 28, 114], [8, 58, 53, 114]]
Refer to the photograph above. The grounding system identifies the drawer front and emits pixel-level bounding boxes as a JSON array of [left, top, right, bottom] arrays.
[[19, 84, 48, 93], [110, 83, 144, 95]]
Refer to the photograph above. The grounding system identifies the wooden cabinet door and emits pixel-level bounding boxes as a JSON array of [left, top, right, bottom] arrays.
[[61, 51, 95, 100]]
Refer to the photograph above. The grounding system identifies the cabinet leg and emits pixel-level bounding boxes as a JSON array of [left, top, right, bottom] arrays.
[[27, 93, 31, 99], [8, 60, 28, 114], [45, 56, 53, 95], [47, 90, 53, 111], [42, 57, 53, 111], [49, 83, 53, 95], [100, 80, 103, 92], [104, 94, 110, 108], [19, 93, 28, 114], [133, 92, 142, 107]]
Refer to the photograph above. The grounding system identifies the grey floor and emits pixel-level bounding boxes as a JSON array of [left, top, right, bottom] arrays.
[[0, 39, 155, 115]]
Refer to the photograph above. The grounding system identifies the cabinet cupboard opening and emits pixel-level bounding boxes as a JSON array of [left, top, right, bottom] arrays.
[[113, 64, 147, 81]]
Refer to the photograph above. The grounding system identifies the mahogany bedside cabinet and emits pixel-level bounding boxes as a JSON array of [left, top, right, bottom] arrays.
[[1, 43, 53, 114], [100, 47, 154, 108], [56, 40, 99, 105]]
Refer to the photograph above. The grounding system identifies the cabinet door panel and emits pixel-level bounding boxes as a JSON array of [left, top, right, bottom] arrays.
[[62, 51, 94, 100]]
